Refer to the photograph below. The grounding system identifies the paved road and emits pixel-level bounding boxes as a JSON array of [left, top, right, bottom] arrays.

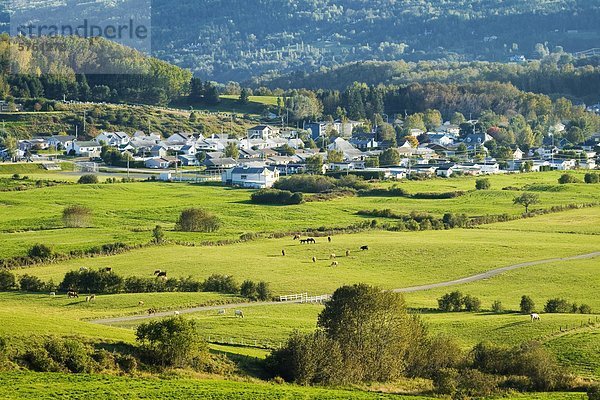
[[92, 251, 600, 326]]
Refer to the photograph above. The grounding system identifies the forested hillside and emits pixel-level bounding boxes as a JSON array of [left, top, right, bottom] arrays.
[[0, 35, 191, 106], [255, 57, 600, 104], [3, 0, 600, 82]]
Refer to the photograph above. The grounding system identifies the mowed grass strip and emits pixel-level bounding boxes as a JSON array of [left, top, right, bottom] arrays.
[[19, 228, 600, 295]]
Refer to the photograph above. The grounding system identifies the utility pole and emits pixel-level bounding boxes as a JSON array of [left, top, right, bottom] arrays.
[[83, 110, 86, 136]]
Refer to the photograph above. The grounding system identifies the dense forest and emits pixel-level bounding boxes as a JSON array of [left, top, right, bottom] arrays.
[[2, 0, 600, 82], [256, 55, 600, 105], [0, 35, 191, 105]]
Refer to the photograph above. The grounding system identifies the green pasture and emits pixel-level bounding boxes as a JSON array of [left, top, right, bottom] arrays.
[[0, 372, 588, 399], [19, 225, 600, 295], [405, 256, 600, 311], [0, 171, 598, 259]]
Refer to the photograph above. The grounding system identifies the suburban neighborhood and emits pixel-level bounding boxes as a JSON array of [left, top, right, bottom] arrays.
[[3, 117, 598, 189]]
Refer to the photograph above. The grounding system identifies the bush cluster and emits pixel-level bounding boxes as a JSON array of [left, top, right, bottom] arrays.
[[176, 208, 221, 232], [544, 298, 592, 314], [558, 173, 582, 184], [0, 268, 271, 300], [274, 175, 336, 193], [250, 189, 303, 205], [78, 174, 99, 184], [584, 172, 600, 184], [438, 291, 482, 312]]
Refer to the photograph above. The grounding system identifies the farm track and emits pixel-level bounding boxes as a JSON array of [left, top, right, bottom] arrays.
[[92, 251, 600, 326]]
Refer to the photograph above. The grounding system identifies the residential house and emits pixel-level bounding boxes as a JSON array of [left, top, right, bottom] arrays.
[[428, 133, 454, 147], [47, 135, 76, 150], [95, 132, 130, 147], [145, 157, 173, 169], [178, 154, 199, 167], [68, 141, 102, 157], [247, 125, 274, 140], [350, 137, 378, 150], [150, 145, 168, 158], [205, 157, 237, 170], [222, 166, 280, 189], [179, 145, 197, 157], [464, 133, 492, 146], [434, 163, 456, 177], [550, 159, 577, 170]]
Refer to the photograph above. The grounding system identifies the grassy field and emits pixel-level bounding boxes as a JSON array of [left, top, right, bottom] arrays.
[[0, 372, 589, 400], [1, 171, 600, 394], [0, 170, 598, 260], [19, 223, 600, 295]]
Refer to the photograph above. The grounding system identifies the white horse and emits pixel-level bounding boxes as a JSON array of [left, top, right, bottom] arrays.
[[235, 310, 244, 318], [530, 313, 541, 322], [218, 309, 226, 315]]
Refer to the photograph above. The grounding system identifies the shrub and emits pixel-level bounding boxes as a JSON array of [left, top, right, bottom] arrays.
[[62, 205, 93, 228], [588, 384, 600, 400], [202, 274, 239, 294], [584, 173, 600, 184], [18, 274, 47, 292], [0, 270, 16, 291], [152, 225, 165, 243], [256, 281, 272, 301], [240, 280, 257, 300], [475, 178, 491, 190], [78, 174, 99, 184], [544, 298, 572, 313], [491, 300, 504, 314], [579, 304, 592, 314], [176, 208, 220, 232], [117, 354, 138, 374], [274, 175, 336, 193], [28, 244, 53, 259], [463, 295, 482, 312], [520, 295, 535, 314], [438, 291, 464, 312], [335, 175, 370, 190], [558, 173, 581, 184], [250, 189, 304, 205], [59, 269, 123, 294], [432, 368, 459, 395], [136, 317, 208, 368]]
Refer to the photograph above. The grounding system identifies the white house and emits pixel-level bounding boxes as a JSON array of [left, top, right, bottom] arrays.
[[48, 135, 76, 150], [247, 125, 274, 140], [95, 132, 130, 147], [145, 157, 172, 169], [69, 141, 102, 157], [222, 166, 280, 188]]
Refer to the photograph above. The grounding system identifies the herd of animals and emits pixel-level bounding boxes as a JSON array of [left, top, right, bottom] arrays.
[[46, 234, 543, 322]]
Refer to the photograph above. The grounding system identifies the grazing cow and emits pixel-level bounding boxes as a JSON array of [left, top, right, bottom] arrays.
[[156, 271, 167, 278], [235, 310, 244, 318], [174, 311, 180, 316], [300, 239, 308, 244], [138, 301, 145, 306], [345, 250, 350, 257], [85, 296, 90, 302], [530, 313, 541, 322], [330, 254, 336, 260], [154, 270, 162, 276], [147, 308, 156, 315], [293, 235, 300, 241], [218, 309, 226, 315], [79, 267, 89, 272], [328, 236, 332, 243], [282, 249, 286, 257], [103, 267, 113, 273], [360, 245, 369, 251], [49, 292, 56, 297], [331, 261, 339, 267], [89, 294, 96, 302], [312, 256, 317, 263], [67, 291, 79, 298], [305, 238, 316, 244]]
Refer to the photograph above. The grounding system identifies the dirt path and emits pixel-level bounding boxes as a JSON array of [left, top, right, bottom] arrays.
[[92, 251, 600, 326]]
